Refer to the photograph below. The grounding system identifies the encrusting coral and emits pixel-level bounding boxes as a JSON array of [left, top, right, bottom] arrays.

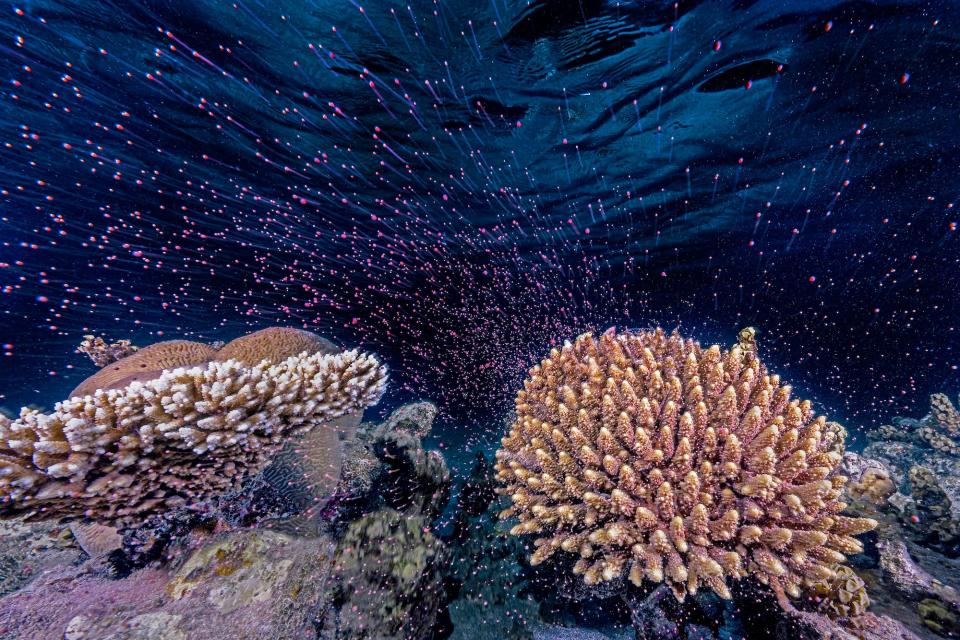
[[495, 328, 876, 606], [807, 564, 870, 621], [847, 467, 896, 507], [0, 328, 387, 529]]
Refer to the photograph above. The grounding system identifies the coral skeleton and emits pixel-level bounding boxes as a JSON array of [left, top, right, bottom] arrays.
[[495, 328, 875, 605], [0, 348, 387, 528]]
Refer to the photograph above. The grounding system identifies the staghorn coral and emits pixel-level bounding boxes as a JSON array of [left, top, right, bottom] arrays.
[[495, 328, 876, 605], [70, 340, 218, 399], [76, 335, 139, 368], [0, 349, 387, 528], [807, 564, 870, 621]]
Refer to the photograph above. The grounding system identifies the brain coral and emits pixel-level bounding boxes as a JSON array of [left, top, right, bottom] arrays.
[[70, 340, 219, 399], [213, 327, 340, 366], [495, 328, 876, 604], [0, 348, 387, 528]]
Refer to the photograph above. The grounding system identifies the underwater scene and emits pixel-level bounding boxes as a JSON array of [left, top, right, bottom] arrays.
[[0, 0, 958, 638]]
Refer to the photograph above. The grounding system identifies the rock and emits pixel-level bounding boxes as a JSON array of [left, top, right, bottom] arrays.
[[888, 492, 913, 514], [445, 468, 539, 639], [918, 598, 960, 637], [841, 452, 893, 482], [0, 518, 81, 597], [862, 441, 922, 488], [877, 535, 960, 616], [0, 528, 335, 640], [63, 615, 92, 640], [338, 402, 452, 522], [168, 531, 293, 611], [530, 624, 630, 640], [374, 429, 451, 519], [379, 401, 438, 438], [106, 612, 187, 640], [777, 610, 922, 640], [320, 509, 446, 640], [864, 419, 960, 521]]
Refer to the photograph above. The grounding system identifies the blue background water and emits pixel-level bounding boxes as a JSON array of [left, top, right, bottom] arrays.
[[0, 0, 958, 449]]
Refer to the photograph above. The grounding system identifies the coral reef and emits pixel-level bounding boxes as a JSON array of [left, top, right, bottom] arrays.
[[0, 518, 80, 597], [0, 346, 387, 528], [848, 467, 897, 508], [378, 401, 439, 438], [495, 328, 876, 605], [867, 393, 960, 460], [76, 335, 139, 368], [322, 509, 446, 639], [337, 401, 451, 522], [375, 429, 451, 519]]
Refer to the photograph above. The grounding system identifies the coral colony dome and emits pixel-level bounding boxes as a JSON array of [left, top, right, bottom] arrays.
[[0, 1, 958, 639]]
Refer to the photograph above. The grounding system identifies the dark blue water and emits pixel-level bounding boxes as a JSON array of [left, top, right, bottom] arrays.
[[1, 0, 958, 443]]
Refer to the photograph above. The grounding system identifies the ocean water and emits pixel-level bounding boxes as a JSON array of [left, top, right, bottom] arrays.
[[0, 1, 958, 639]]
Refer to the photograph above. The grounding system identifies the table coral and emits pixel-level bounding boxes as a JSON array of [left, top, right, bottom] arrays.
[[495, 328, 876, 606], [0, 340, 387, 528]]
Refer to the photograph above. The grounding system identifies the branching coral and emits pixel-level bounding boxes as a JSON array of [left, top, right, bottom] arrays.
[[931, 394, 960, 439], [868, 393, 960, 456], [0, 347, 387, 528], [495, 328, 876, 605], [76, 335, 139, 368]]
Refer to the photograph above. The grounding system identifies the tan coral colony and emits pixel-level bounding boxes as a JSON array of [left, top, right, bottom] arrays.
[[0, 329, 387, 528], [495, 328, 876, 605]]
